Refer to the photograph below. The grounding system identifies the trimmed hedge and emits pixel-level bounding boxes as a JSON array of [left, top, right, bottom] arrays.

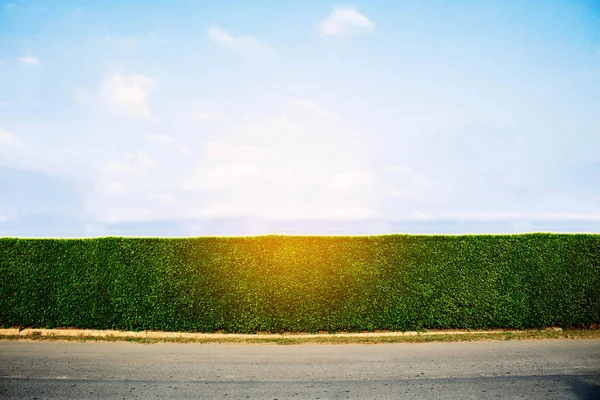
[[0, 234, 599, 332]]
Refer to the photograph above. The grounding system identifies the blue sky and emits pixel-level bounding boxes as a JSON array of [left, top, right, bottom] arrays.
[[1, 0, 600, 236]]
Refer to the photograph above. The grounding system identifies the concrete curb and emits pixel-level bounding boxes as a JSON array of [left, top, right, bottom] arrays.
[[0, 328, 549, 340]]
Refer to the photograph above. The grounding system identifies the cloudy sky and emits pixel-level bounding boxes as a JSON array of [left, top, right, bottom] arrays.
[[1, 0, 600, 236]]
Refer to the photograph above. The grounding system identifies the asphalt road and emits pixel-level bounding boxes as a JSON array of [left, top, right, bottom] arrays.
[[1, 340, 599, 399]]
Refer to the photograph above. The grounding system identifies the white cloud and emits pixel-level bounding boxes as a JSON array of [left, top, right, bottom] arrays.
[[104, 181, 128, 194], [73, 86, 92, 105], [433, 211, 600, 222], [85, 148, 191, 224], [179, 104, 380, 220], [330, 207, 379, 220], [103, 207, 151, 223], [145, 134, 173, 144], [96, 72, 155, 119], [330, 172, 377, 189], [410, 211, 435, 220], [286, 97, 339, 120], [319, 7, 374, 36], [128, 151, 155, 168], [102, 34, 137, 52], [380, 165, 436, 210], [145, 134, 191, 155], [101, 33, 164, 53], [190, 110, 227, 123], [174, 143, 192, 155], [207, 26, 236, 45], [204, 142, 265, 160], [105, 151, 156, 174], [148, 192, 177, 204], [180, 164, 259, 191], [385, 164, 435, 188], [190, 203, 259, 219], [17, 55, 40, 65], [189, 204, 379, 221], [0, 128, 14, 150], [104, 161, 140, 174], [207, 26, 272, 58]]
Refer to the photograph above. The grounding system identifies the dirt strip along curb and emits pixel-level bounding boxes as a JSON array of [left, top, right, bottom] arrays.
[[0, 328, 543, 340]]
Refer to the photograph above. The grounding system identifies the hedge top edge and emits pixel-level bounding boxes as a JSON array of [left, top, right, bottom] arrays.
[[2, 232, 600, 240]]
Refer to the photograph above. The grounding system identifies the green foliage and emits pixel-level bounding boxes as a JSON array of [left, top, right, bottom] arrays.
[[1, 234, 599, 332]]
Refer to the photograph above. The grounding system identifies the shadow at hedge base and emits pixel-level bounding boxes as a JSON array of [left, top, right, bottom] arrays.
[[567, 375, 600, 399], [415, 374, 600, 398], [495, 374, 600, 399]]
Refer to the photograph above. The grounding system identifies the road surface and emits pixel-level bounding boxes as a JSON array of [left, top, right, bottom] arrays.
[[1, 340, 599, 399]]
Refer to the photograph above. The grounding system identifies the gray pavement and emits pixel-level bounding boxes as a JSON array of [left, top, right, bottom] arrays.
[[1, 339, 599, 399]]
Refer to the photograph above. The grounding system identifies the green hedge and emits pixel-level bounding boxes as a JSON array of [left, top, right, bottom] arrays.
[[1, 234, 599, 332]]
